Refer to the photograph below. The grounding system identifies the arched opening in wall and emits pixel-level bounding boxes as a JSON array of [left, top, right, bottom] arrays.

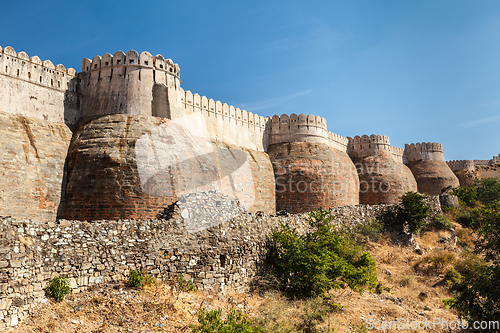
[[39, 76, 42, 83], [5, 66, 7, 72], [170, 68, 172, 73], [138, 68, 141, 81], [51, 79, 53, 86], [17, 69, 19, 76], [28, 72, 31, 79], [58, 81, 60, 88]]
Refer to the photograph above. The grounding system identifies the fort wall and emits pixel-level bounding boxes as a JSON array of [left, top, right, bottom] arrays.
[[405, 142, 459, 195], [0, 46, 80, 127], [179, 88, 268, 152], [80, 50, 182, 119], [446, 160, 475, 172], [268, 114, 348, 152]]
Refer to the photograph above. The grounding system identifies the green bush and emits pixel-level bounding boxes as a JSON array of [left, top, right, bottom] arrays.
[[128, 269, 156, 289], [477, 178, 500, 205], [44, 276, 70, 302], [429, 214, 452, 230], [448, 202, 500, 323], [396, 192, 431, 234], [267, 208, 378, 299], [350, 220, 383, 243], [178, 274, 197, 292], [456, 209, 473, 227], [451, 186, 477, 207], [444, 267, 462, 285], [192, 308, 265, 333]]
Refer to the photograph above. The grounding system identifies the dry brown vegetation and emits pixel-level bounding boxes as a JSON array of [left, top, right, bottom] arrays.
[[15, 225, 474, 333]]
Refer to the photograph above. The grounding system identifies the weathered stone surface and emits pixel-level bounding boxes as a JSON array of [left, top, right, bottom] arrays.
[[408, 160, 460, 196], [0, 112, 72, 222], [267, 142, 359, 214]]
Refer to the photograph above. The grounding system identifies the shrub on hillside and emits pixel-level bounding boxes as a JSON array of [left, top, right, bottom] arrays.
[[429, 214, 452, 230], [451, 186, 478, 207], [477, 178, 500, 205], [128, 269, 156, 289], [267, 208, 378, 299], [45, 276, 70, 302], [395, 192, 430, 234], [191, 308, 265, 333]]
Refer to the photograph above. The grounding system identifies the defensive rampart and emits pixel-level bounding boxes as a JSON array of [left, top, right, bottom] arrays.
[[80, 50, 182, 119], [405, 142, 459, 195], [0, 46, 80, 127], [347, 135, 417, 204], [179, 89, 268, 152], [268, 113, 348, 152]]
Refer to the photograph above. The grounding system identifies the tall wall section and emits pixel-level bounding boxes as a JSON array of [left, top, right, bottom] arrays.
[[266, 114, 359, 213], [64, 114, 275, 221], [405, 142, 459, 195], [347, 135, 417, 204], [80, 50, 182, 119], [0, 111, 72, 221], [179, 89, 268, 152], [0, 46, 80, 127]]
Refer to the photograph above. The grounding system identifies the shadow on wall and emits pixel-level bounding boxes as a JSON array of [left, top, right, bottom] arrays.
[[58, 77, 82, 219]]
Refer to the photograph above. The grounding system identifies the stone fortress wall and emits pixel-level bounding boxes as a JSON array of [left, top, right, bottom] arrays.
[[0, 45, 496, 330], [447, 154, 500, 172], [0, 46, 80, 127]]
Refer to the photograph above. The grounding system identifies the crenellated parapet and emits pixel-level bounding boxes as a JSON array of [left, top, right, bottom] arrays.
[[347, 134, 391, 158], [0, 45, 77, 91], [447, 160, 475, 172], [391, 146, 405, 164], [0, 46, 80, 125], [79, 50, 182, 119], [404, 142, 444, 162], [268, 113, 348, 152], [179, 88, 268, 151]]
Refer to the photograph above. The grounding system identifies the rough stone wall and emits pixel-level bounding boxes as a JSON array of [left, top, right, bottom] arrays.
[[352, 152, 418, 205], [267, 142, 359, 214], [407, 160, 460, 195], [0, 46, 80, 128], [180, 89, 268, 152], [0, 203, 401, 331], [0, 111, 72, 221], [64, 114, 275, 221]]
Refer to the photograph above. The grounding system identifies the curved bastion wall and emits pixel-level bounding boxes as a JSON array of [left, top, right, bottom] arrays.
[[347, 135, 417, 204], [64, 114, 275, 221], [266, 114, 359, 213], [405, 142, 459, 195]]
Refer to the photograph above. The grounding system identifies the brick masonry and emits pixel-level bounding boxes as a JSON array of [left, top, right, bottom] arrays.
[[408, 160, 460, 195], [267, 142, 359, 214], [352, 152, 418, 205], [64, 114, 275, 221]]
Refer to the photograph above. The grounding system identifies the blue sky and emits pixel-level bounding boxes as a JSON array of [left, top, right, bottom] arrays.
[[1, 0, 499, 160]]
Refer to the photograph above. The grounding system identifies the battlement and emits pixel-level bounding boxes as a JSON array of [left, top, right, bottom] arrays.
[[404, 142, 445, 162], [179, 88, 268, 151], [81, 50, 180, 79], [79, 49, 182, 119], [0, 45, 77, 91], [0, 46, 80, 125], [268, 113, 348, 151], [347, 134, 391, 156], [446, 160, 475, 172]]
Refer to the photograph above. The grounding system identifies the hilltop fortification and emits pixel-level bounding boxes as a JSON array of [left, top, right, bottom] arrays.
[[0, 45, 496, 331], [347, 135, 417, 204]]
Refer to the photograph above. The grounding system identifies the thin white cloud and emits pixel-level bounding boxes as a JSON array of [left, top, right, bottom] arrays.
[[238, 89, 312, 112], [461, 115, 500, 127]]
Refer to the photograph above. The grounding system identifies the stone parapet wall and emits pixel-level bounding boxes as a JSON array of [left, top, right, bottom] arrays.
[[268, 114, 349, 152], [179, 89, 268, 151], [0, 46, 80, 127], [0, 202, 405, 330]]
